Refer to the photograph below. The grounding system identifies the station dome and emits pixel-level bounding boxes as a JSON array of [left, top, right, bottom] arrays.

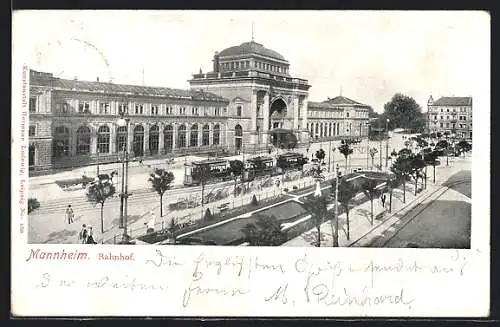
[[218, 41, 287, 62]]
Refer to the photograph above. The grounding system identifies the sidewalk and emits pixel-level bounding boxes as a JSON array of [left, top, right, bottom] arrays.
[[282, 158, 467, 247]]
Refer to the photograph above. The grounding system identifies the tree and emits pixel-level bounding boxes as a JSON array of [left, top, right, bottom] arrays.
[[336, 180, 357, 241], [229, 160, 244, 196], [456, 140, 472, 157], [301, 194, 329, 247], [390, 154, 412, 203], [27, 198, 40, 214], [309, 163, 326, 182], [191, 164, 212, 206], [315, 148, 326, 164], [424, 151, 440, 184], [435, 140, 449, 149], [148, 168, 175, 217], [86, 180, 116, 234], [369, 147, 378, 170], [338, 141, 354, 174], [241, 215, 287, 246], [386, 177, 400, 213], [409, 155, 426, 195], [360, 178, 382, 226], [383, 93, 425, 132]]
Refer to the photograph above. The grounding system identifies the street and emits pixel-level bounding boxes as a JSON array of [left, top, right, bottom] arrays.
[[375, 169, 471, 248]]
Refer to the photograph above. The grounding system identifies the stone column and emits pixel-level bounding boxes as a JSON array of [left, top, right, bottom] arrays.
[[250, 90, 258, 144], [172, 123, 177, 150], [110, 123, 116, 154], [70, 125, 77, 156], [262, 92, 270, 145], [209, 123, 214, 146], [127, 123, 134, 154], [198, 126, 203, 148], [186, 124, 191, 148], [158, 124, 164, 154], [144, 124, 150, 155], [91, 126, 98, 154], [293, 96, 299, 131]]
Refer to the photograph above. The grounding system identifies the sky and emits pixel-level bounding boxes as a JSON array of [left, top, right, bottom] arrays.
[[13, 10, 489, 113]]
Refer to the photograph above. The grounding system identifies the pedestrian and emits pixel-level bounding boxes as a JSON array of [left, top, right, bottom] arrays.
[[381, 194, 387, 208], [86, 226, 97, 244], [139, 158, 143, 166], [65, 205, 74, 224], [145, 211, 155, 233], [78, 224, 88, 244]]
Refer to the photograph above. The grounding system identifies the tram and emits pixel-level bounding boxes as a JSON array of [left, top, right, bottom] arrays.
[[183, 152, 308, 186]]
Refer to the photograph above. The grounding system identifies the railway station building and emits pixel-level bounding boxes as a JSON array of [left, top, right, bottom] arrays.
[[28, 39, 370, 173]]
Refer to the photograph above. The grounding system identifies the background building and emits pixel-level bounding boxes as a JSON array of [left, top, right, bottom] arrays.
[[28, 70, 229, 172], [307, 96, 370, 141], [427, 95, 473, 140]]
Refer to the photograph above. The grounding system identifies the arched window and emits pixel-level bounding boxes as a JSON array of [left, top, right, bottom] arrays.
[[133, 125, 144, 157], [234, 124, 243, 151], [315, 123, 319, 138], [53, 126, 70, 158], [149, 125, 159, 155], [236, 105, 242, 117], [329, 123, 332, 137], [202, 124, 210, 146], [116, 126, 127, 152], [213, 124, 220, 145], [97, 125, 110, 154], [190, 124, 199, 147], [164, 125, 173, 152], [76, 126, 91, 155], [320, 123, 324, 138], [178, 124, 186, 148]]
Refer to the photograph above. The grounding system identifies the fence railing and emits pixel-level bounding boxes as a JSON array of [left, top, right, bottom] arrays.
[[103, 174, 320, 244]]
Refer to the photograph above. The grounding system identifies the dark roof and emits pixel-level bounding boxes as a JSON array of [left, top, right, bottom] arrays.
[[323, 96, 369, 106], [193, 159, 227, 165], [432, 97, 472, 106], [279, 152, 303, 158], [29, 70, 228, 102], [218, 41, 287, 62], [248, 156, 273, 162], [307, 101, 343, 110], [308, 96, 370, 110]]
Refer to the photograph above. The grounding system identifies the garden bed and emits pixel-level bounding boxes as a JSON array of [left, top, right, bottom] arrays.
[[175, 194, 291, 237]]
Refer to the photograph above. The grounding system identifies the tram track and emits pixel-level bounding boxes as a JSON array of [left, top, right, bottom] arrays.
[[376, 179, 470, 247], [31, 180, 236, 215], [353, 179, 469, 248]]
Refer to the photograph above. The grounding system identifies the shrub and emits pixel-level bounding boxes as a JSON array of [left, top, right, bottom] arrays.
[[28, 198, 40, 214], [251, 194, 258, 206], [293, 185, 298, 190], [283, 188, 289, 192], [204, 208, 213, 221]]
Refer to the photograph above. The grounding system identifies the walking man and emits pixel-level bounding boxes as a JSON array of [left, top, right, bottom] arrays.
[[65, 205, 74, 224], [79, 224, 88, 244], [381, 194, 387, 208]]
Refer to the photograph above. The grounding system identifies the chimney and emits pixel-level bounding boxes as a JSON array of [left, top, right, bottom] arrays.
[[96, 77, 100, 82], [213, 51, 220, 73]]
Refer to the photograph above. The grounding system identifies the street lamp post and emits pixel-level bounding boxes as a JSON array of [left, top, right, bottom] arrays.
[[334, 164, 340, 247], [96, 148, 100, 176], [117, 113, 131, 240], [365, 122, 370, 169], [328, 140, 332, 172], [385, 119, 390, 170]]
